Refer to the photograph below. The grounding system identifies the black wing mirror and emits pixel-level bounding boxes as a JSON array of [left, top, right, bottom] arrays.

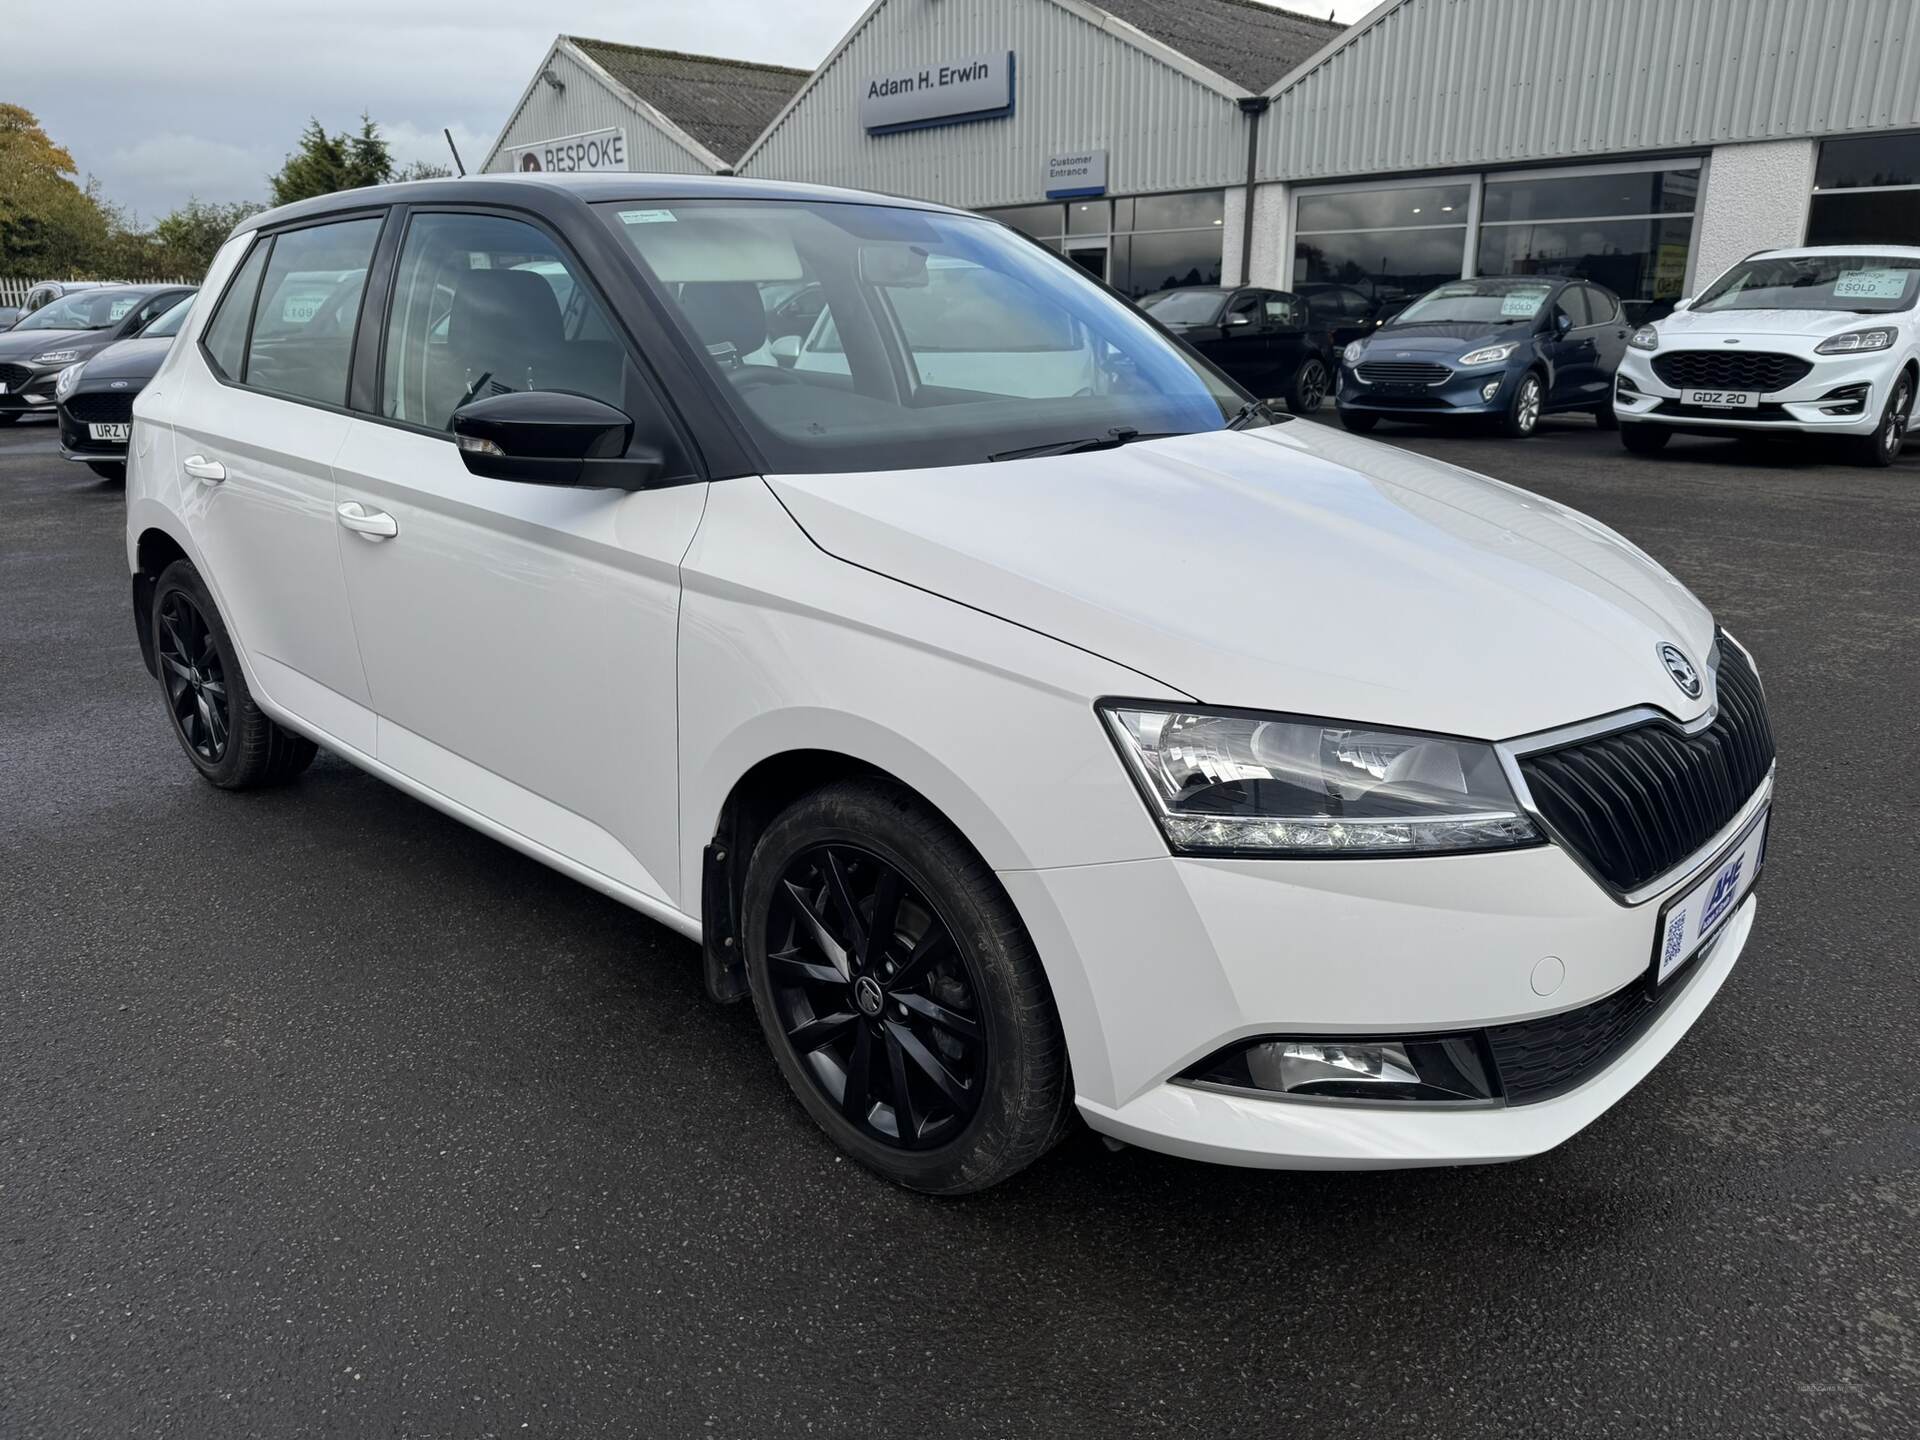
[[1552, 309, 1573, 336], [451, 390, 663, 490]]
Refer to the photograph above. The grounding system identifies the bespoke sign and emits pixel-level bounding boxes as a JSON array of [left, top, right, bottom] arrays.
[[512, 128, 628, 173], [1045, 149, 1108, 198], [861, 52, 1015, 134]]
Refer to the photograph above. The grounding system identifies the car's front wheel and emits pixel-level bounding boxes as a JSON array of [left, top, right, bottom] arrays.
[[1854, 371, 1913, 468], [1286, 358, 1330, 416], [1337, 408, 1378, 434], [87, 461, 125, 482], [742, 778, 1073, 1193], [151, 559, 317, 789], [1621, 421, 1673, 454], [1499, 371, 1545, 438]]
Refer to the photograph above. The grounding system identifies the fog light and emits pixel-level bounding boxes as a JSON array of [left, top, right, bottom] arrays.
[[1180, 1033, 1498, 1104], [1480, 378, 1502, 402], [1817, 382, 1870, 416], [1616, 372, 1641, 396]]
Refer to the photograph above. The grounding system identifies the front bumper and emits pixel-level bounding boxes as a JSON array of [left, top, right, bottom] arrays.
[[1337, 359, 1521, 417], [1613, 345, 1895, 435], [0, 365, 63, 415], [58, 397, 132, 462], [1002, 774, 1770, 1169]]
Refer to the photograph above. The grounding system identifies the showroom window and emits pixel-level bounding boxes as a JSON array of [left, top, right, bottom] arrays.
[[1807, 132, 1920, 246], [1478, 163, 1699, 318], [978, 191, 1224, 298], [1293, 161, 1702, 323], [1291, 182, 1471, 308]]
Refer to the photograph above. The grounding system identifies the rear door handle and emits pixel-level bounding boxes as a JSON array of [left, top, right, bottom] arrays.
[[182, 454, 225, 482], [336, 500, 399, 540]]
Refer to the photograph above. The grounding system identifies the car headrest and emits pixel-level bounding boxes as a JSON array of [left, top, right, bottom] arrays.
[[449, 269, 565, 356], [677, 281, 767, 362]]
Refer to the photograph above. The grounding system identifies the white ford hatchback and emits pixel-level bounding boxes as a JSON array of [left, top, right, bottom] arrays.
[[127, 176, 1776, 1192]]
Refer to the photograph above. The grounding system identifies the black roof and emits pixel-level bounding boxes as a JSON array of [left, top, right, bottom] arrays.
[[1096, 0, 1346, 92], [567, 38, 810, 165], [238, 173, 963, 236]]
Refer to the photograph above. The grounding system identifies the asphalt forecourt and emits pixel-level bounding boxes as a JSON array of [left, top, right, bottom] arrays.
[[2, 413, 1916, 1437]]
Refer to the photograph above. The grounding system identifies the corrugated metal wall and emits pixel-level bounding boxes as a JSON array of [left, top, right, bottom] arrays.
[[739, 0, 1246, 208], [483, 45, 716, 175], [1262, 0, 1920, 181]]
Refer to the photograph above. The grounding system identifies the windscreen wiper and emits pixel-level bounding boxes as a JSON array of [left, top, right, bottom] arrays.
[[1226, 399, 1283, 430], [989, 426, 1174, 461]]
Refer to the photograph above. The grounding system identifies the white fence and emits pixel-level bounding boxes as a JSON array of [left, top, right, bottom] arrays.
[[1, 277, 194, 307]]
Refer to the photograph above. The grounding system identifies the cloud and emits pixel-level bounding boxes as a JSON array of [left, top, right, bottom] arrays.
[[98, 133, 279, 215]]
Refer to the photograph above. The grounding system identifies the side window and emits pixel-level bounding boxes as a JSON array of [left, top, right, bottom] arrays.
[[1559, 287, 1592, 328], [1583, 285, 1617, 325], [201, 241, 271, 382], [1262, 293, 1303, 327], [1226, 292, 1262, 325], [382, 211, 630, 431], [245, 217, 382, 406]]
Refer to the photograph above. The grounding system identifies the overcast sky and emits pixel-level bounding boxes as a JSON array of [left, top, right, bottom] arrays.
[[3, 0, 1377, 223]]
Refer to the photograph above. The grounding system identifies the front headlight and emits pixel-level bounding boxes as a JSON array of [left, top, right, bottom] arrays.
[[1458, 342, 1520, 366], [34, 348, 81, 365], [54, 362, 84, 399], [1628, 325, 1660, 351], [1101, 705, 1541, 856], [1342, 340, 1366, 366], [1814, 326, 1897, 354]]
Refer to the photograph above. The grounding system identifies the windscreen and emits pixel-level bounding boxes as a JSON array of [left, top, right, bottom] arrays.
[[1695, 254, 1920, 313], [14, 290, 145, 331], [1140, 290, 1228, 324], [600, 200, 1241, 473], [141, 295, 194, 338], [1395, 281, 1554, 325]]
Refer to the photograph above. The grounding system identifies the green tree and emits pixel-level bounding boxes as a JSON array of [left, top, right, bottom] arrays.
[[151, 198, 264, 275], [0, 104, 110, 277], [394, 159, 453, 182], [267, 115, 395, 207]]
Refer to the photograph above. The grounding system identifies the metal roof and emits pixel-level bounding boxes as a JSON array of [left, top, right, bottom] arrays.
[[566, 38, 811, 165], [1095, 0, 1347, 92]]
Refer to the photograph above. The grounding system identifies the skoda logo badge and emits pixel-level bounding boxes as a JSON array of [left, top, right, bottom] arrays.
[[1659, 643, 1702, 699]]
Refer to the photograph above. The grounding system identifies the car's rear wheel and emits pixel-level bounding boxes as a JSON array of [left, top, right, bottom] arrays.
[[1286, 358, 1329, 416], [1854, 371, 1913, 468], [1621, 422, 1673, 454], [1337, 408, 1378, 434], [742, 778, 1073, 1193], [1499, 371, 1544, 438], [152, 559, 317, 789], [87, 461, 125, 482]]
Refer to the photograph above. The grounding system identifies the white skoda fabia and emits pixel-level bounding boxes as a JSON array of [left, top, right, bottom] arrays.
[[126, 175, 1776, 1192]]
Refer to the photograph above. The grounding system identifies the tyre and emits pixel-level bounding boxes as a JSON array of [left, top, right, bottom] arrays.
[[1591, 402, 1620, 431], [1286, 357, 1330, 416], [0, 413, 18, 426], [151, 559, 317, 789], [1498, 371, 1545, 438], [741, 777, 1073, 1193], [1853, 371, 1913, 468], [1621, 422, 1672, 454], [87, 461, 126, 482], [1337, 408, 1379, 434]]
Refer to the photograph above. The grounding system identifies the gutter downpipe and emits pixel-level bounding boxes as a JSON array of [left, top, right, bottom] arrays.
[[1237, 95, 1270, 286]]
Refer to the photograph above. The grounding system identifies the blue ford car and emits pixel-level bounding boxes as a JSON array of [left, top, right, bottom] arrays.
[[1336, 276, 1630, 438]]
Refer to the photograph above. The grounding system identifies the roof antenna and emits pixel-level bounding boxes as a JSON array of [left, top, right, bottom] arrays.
[[444, 128, 467, 176]]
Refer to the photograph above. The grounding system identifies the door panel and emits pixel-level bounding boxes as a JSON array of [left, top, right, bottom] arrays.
[[172, 359, 375, 752], [332, 422, 705, 904]]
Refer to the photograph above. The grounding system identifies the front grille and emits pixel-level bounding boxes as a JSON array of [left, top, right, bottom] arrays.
[[64, 392, 134, 424], [1487, 948, 1710, 1105], [1356, 361, 1452, 386], [1651, 350, 1813, 393], [1653, 399, 1794, 422], [1518, 635, 1774, 892], [0, 363, 32, 390]]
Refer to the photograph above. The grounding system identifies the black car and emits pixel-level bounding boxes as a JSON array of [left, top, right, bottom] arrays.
[[1139, 286, 1336, 414], [1293, 282, 1412, 349], [1336, 276, 1630, 438], [57, 293, 194, 479], [0, 284, 194, 425]]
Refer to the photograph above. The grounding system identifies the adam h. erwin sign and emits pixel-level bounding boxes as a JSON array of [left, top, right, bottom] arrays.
[[861, 52, 1014, 134]]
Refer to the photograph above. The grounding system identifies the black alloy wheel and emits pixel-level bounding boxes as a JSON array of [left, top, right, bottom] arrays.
[[766, 843, 986, 1150], [158, 588, 229, 763], [1287, 358, 1329, 415]]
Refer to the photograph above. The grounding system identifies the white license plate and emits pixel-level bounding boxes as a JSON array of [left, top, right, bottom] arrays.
[[1652, 808, 1768, 986], [1682, 388, 1757, 409], [88, 423, 130, 442]]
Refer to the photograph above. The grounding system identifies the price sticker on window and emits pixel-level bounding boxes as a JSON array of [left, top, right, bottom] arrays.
[[109, 299, 136, 320], [619, 209, 677, 225], [1833, 268, 1910, 300], [1500, 292, 1546, 317]]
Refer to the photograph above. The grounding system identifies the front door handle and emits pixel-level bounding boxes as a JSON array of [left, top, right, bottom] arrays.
[[336, 501, 399, 540], [182, 454, 225, 482]]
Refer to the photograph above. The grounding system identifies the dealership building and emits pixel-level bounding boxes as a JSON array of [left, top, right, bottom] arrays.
[[488, 0, 1920, 316]]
